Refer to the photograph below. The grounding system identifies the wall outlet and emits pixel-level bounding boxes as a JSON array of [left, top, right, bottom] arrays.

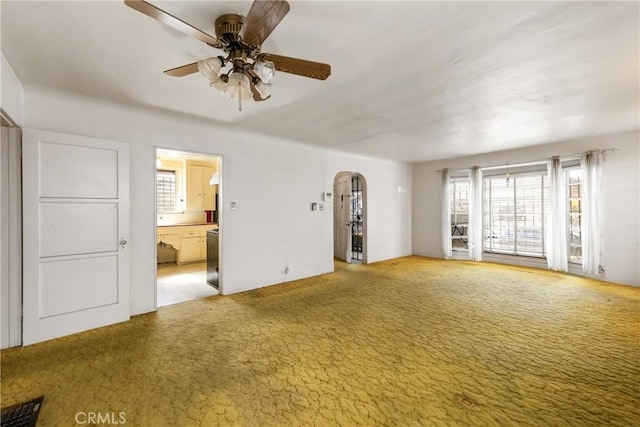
[[318, 203, 324, 211], [230, 202, 237, 211]]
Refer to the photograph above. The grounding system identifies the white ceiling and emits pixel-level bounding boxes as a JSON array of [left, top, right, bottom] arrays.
[[2, 1, 638, 162]]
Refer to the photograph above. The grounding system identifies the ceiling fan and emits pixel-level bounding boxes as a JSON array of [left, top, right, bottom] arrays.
[[124, 0, 331, 110]]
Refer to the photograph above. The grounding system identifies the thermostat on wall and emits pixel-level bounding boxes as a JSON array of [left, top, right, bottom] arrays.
[[323, 192, 333, 202]]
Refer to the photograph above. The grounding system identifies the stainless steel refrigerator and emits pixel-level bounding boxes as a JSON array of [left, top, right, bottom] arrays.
[[206, 230, 219, 289]]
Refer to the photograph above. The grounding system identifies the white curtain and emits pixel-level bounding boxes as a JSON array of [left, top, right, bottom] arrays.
[[441, 169, 452, 258], [546, 156, 568, 271], [468, 166, 483, 261], [581, 151, 604, 275]]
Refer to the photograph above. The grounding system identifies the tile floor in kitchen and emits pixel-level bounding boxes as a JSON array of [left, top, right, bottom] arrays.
[[157, 261, 218, 307]]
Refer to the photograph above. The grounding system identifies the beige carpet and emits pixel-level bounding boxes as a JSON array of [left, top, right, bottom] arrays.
[[2, 256, 639, 426]]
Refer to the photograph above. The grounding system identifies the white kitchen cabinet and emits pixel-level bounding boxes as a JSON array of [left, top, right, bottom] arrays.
[[179, 236, 204, 263], [157, 233, 180, 249], [186, 164, 215, 211], [157, 225, 216, 264]]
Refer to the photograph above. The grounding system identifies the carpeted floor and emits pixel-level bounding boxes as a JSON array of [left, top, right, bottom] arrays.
[[1, 256, 639, 426]]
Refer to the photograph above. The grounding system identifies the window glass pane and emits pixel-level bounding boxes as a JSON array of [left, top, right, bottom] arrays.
[[514, 175, 545, 256], [157, 170, 177, 213], [450, 180, 469, 251], [484, 172, 547, 257], [567, 169, 582, 263], [482, 167, 583, 262], [485, 176, 515, 253]]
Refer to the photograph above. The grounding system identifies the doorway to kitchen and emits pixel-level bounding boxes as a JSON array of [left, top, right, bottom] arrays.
[[155, 148, 221, 307], [333, 172, 367, 264]]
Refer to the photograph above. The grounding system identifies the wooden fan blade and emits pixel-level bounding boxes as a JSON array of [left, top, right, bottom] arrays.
[[164, 62, 199, 77], [241, 0, 290, 48], [258, 53, 331, 80], [124, 0, 221, 47]]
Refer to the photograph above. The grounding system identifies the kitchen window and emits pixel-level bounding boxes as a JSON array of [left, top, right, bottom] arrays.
[[156, 170, 177, 213]]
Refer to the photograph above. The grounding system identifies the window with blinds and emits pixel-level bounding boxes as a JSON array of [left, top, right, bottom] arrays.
[[484, 173, 548, 257], [156, 170, 177, 213]]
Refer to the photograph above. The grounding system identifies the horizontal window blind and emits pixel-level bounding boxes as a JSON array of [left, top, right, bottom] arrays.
[[484, 173, 548, 257]]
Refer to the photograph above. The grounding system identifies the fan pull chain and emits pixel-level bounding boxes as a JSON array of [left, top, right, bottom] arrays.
[[238, 81, 242, 112]]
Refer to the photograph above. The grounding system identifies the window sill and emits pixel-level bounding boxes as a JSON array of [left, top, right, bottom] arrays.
[[483, 252, 548, 269], [482, 253, 596, 280]]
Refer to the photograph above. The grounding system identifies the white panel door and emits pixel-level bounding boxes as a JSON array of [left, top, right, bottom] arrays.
[[22, 129, 129, 345], [334, 175, 352, 263]]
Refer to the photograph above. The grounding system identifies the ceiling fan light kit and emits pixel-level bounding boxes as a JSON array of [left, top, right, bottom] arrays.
[[124, 0, 331, 111], [226, 72, 253, 101], [197, 57, 223, 81], [253, 60, 275, 84], [210, 76, 228, 93], [253, 80, 272, 99]]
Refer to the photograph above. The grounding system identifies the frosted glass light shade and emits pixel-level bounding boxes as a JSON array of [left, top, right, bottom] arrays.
[[254, 80, 272, 99], [198, 57, 222, 81], [210, 78, 228, 94], [253, 60, 275, 84], [225, 72, 252, 100]]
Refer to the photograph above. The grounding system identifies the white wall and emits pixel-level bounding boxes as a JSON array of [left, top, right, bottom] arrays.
[[21, 87, 413, 315], [1, 52, 23, 125], [413, 130, 640, 286]]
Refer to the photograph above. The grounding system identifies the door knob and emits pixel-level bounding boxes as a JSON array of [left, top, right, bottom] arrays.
[[120, 238, 128, 248]]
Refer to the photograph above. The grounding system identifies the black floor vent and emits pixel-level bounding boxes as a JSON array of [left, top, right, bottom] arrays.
[[1, 396, 44, 427]]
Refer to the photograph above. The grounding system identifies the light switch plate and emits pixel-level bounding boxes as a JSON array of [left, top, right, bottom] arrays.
[[323, 192, 333, 202]]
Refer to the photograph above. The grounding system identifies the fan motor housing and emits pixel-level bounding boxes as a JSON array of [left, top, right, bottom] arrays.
[[215, 14, 245, 40]]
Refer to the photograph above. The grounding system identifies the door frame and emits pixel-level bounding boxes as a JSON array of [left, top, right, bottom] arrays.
[[153, 147, 224, 308], [333, 171, 368, 264], [0, 125, 22, 348]]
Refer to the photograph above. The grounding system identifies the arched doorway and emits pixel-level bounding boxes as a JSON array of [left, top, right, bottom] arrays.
[[333, 172, 367, 264]]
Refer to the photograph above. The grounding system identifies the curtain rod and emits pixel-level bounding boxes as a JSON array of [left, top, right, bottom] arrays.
[[437, 148, 618, 173]]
